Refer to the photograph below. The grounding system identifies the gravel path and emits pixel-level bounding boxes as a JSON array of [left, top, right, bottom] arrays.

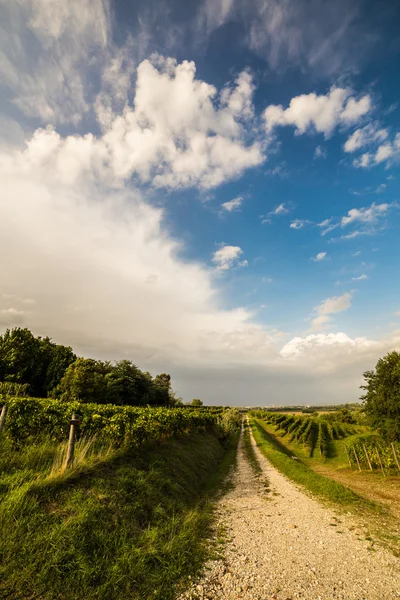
[[178, 423, 400, 600]]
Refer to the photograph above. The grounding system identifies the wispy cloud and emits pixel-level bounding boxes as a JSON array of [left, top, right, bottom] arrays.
[[221, 196, 244, 212], [290, 219, 312, 229], [352, 274, 368, 281], [311, 252, 327, 262], [311, 292, 352, 330]]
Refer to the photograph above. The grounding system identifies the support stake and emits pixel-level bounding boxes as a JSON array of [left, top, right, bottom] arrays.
[[0, 404, 7, 438], [65, 413, 80, 468]]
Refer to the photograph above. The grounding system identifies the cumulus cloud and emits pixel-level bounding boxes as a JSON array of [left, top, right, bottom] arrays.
[[212, 245, 246, 270], [221, 196, 244, 212], [263, 87, 371, 137]]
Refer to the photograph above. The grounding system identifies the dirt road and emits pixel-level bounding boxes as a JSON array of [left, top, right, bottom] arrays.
[[178, 424, 400, 600]]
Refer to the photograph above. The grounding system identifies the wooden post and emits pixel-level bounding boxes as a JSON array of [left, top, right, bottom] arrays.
[[0, 404, 7, 437], [362, 443, 373, 471], [391, 443, 400, 471], [65, 414, 80, 468], [344, 445, 352, 468], [375, 446, 385, 476], [353, 447, 362, 471]]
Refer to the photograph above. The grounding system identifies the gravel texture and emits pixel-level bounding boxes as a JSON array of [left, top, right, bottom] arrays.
[[178, 423, 400, 600]]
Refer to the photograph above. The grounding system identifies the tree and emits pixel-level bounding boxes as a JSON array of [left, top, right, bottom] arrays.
[[0, 328, 76, 397], [191, 398, 203, 407], [53, 358, 108, 403], [153, 373, 172, 406], [361, 351, 400, 441]]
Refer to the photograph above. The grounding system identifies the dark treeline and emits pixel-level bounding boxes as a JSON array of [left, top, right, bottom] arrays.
[[0, 328, 178, 406]]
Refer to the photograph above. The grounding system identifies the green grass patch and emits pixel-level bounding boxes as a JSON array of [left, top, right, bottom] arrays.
[[242, 421, 262, 476], [251, 420, 371, 506], [0, 429, 239, 600]]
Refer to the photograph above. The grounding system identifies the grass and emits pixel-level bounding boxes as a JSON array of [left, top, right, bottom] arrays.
[[251, 419, 400, 556], [242, 420, 262, 476], [0, 428, 240, 600], [251, 419, 365, 506]]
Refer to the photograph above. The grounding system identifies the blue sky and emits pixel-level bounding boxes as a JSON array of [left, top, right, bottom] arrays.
[[0, 0, 399, 404]]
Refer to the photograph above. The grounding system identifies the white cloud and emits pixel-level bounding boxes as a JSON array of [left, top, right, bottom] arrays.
[[264, 87, 371, 137], [290, 219, 311, 229], [0, 0, 110, 124], [212, 245, 245, 270], [318, 218, 338, 236], [205, 0, 379, 78], [279, 332, 377, 374], [353, 132, 400, 168], [271, 203, 289, 215], [101, 56, 264, 189], [344, 124, 388, 153], [314, 145, 326, 158], [312, 252, 327, 261], [310, 292, 351, 330], [352, 274, 368, 281], [1, 57, 264, 191], [221, 196, 243, 212], [353, 152, 372, 168], [341, 202, 389, 226]]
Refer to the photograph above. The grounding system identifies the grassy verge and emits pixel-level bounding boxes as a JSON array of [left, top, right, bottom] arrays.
[[242, 421, 262, 476], [251, 419, 365, 505], [0, 429, 239, 600], [251, 419, 400, 556]]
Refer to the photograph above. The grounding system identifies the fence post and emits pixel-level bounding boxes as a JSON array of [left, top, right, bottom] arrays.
[[375, 446, 385, 476], [0, 404, 8, 437], [65, 413, 80, 468], [362, 443, 373, 471], [344, 445, 352, 468], [391, 443, 400, 471], [353, 447, 362, 471]]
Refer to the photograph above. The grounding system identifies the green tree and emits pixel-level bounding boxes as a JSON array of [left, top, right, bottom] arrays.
[[191, 398, 203, 407], [153, 373, 172, 406], [361, 351, 400, 441], [53, 358, 108, 403]]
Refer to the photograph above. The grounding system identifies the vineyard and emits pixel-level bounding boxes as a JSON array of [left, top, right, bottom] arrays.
[[257, 411, 359, 458], [253, 410, 400, 471], [1, 396, 232, 447]]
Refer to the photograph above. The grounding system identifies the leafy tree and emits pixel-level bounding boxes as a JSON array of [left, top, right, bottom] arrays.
[[0, 328, 76, 397], [191, 398, 203, 407], [153, 373, 172, 406], [361, 351, 400, 441], [53, 358, 108, 403]]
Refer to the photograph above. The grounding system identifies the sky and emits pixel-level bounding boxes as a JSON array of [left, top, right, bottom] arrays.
[[0, 0, 399, 406]]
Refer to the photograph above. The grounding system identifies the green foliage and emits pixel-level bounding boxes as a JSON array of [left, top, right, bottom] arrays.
[[3, 397, 239, 449], [0, 328, 177, 407], [346, 434, 400, 470], [190, 398, 203, 406], [256, 410, 361, 459], [361, 351, 400, 441], [0, 328, 76, 397]]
